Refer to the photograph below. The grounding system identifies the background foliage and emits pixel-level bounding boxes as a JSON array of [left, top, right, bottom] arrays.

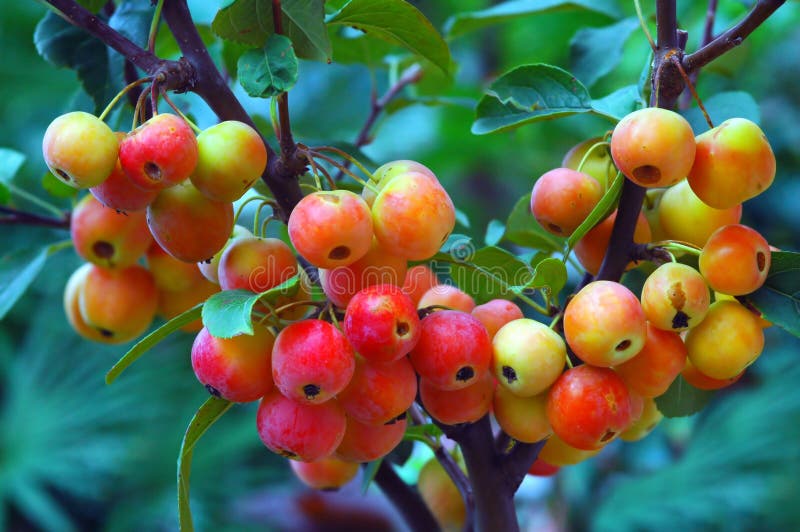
[[1, 1, 799, 530]]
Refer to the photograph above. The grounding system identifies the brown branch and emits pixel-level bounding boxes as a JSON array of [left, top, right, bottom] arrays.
[[271, 0, 297, 159], [0, 206, 70, 229], [372, 461, 439, 532]]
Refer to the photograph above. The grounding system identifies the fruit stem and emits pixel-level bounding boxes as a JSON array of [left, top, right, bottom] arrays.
[[4, 183, 67, 218], [634, 0, 657, 52], [98, 76, 152, 122], [312, 146, 377, 184], [233, 195, 271, 226], [147, 0, 165, 53], [652, 240, 703, 256], [160, 88, 202, 134], [575, 140, 611, 177]]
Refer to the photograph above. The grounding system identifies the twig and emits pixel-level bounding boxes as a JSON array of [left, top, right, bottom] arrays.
[[372, 461, 439, 532], [0, 206, 70, 229], [271, 0, 297, 159]]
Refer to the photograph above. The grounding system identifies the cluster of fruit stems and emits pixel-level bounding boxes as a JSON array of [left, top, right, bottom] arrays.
[[26, 1, 787, 531]]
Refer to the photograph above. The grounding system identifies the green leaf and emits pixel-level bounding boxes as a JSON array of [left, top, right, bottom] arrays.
[[177, 396, 234, 532], [472, 64, 593, 135], [361, 459, 383, 494], [524, 257, 567, 298], [326, 0, 451, 75], [403, 423, 444, 445], [745, 251, 800, 338], [503, 194, 563, 252], [454, 207, 471, 229], [34, 11, 113, 113], [445, 0, 621, 39], [591, 84, 644, 121], [0, 148, 26, 205], [328, 28, 397, 66], [237, 34, 299, 98], [42, 172, 78, 200], [77, 0, 107, 12], [655, 375, 714, 418], [566, 171, 624, 253], [570, 18, 639, 88], [0, 241, 71, 321], [485, 219, 505, 246], [105, 304, 203, 385], [449, 246, 533, 304], [212, 0, 331, 62], [682, 91, 760, 134]]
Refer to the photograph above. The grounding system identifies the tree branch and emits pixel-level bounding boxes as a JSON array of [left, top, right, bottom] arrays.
[[0, 206, 70, 229], [372, 461, 439, 532]]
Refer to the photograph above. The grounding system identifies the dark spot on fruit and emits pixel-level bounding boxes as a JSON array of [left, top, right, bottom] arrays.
[[98, 328, 114, 338], [756, 251, 766, 272], [303, 384, 321, 399], [202, 257, 212, 264], [548, 223, 563, 234], [386, 412, 407, 425], [144, 162, 162, 181], [456, 366, 474, 382], [55, 168, 72, 182], [632, 165, 661, 184], [667, 282, 686, 310], [396, 321, 410, 336], [93, 241, 115, 259], [672, 310, 690, 329], [204, 383, 221, 397], [502, 365, 518, 384], [278, 449, 297, 459], [600, 430, 616, 442], [328, 246, 350, 260], [615, 339, 631, 352]]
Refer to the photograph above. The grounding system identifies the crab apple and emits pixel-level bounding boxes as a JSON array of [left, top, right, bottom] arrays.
[[319, 239, 407, 308], [42, 111, 118, 188], [63, 263, 110, 343], [372, 171, 455, 260], [336, 356, 417, 425], [119, 113, 198, 190], [614, 324, 687, 398], [402, 264, 440, 305], [641, 262, 710, 332], [146, 241, 206, 292], [538, 433, 601, 467], [564, 280, 647, 367], [288, 190, 373, 269], [530, 168, 603, 236], [562, 136, 617, 190], [256, 389, 346, 461], [658, 179, 742, 248], [699, 224, 771, 296], [79, 264, 158, 343], [715, 291, 772, 328], [688, 118, 776, 209], [289, 456, 359, 491], [417, 285, 475, 313], [218, 236, 298, 293], [343, 285, 420, 364], [417, 457, 466, 532], [528, 459, 560, 477], [574, 209, 652, 276], [146, 180, 234, 263], [272, 320, 355, 404], [197, 224, 253, 284], [641, 189, 670, 243], [471, 299, 524, 340], [492, 385, 551, 443], [191, 326, 275, 402], [157, 278, 219, 332], [70, 194, 153, 269], [90, 132, 159, 211], [546, 365, 634, 450], [334, 416, 407, 463], [409, 310, 492, 391], [191, 120, 267, 202], [420, 371, 494, 425], [682, 358, 744, 390], [620, 397, 663, 442], [362, 159, 436, 207], [610, 107, 696, 188], [492, 318, 566, 397], [685, 300, 764, 380]]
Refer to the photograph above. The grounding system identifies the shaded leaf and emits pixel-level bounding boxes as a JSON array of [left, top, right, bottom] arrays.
[[454, 207, 471, 229], [655, 375, 714, 418], [0, 148, 26, 205], [0, 241, 71, 321], [682, 91, 760, 134], [570, 18, 639, 88], [237, 34, 299, 98], [485, 219, 505, 246], [77, 0, 107, 12], [445, 0, 621, 39], [746, 251, 800, 338], [523, 257, 567, 298], [591, 84, 644, 121], [42, 171, 78, 200], [329, 27, 397, 66], [403, 423, 444, 445], [361, 459, 383, 494], [566, 171, 624, 253], [449, 246, 533, 304], [504, 194, 563, 252]]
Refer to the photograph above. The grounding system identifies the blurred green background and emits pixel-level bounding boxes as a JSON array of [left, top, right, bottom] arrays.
[[1, 1, 799, 530]]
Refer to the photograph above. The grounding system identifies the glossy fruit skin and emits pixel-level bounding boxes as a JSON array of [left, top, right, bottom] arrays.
[[371, 171, 455, 261], [362, 159, 435, 207], [42, 111, 118, 189], [546, 365, 634, 450], [78, 264, 158, 343], [336, 356, 417, 426], [564, 281, 647, 367], [614, 323, 687, 398], [157, 277, 219, 332], [191, 120, 267, 202], [217, 236, 298, 293], [197, 224, 252, 284], [574, 210, 651, 276], [119, 113, 198, 190], [492, 318, 566, 397], [63, 263, 110, 343], [685, 300, 764, 380], [610, 107, 696, 188], [288, 190, 373, 269], [537, 432, 600, 466], [471, 299, 524, 340], [402, 264, 439, 305], [334, 416, 407, 463], [530, 167, 603, 236], [417, 457, 466, 532], [417, 285, 476, 313], [343, 285, 421, 364], [562, 136, 616, 190], [409, 310, 493, 390], [70, 194, 153, 269], [527, 459, 560, 477], [682, 358, 743, 390], [658, 179, 742, 247], [289, 456, 359, 490], [699, 224, 771, 296], [492, 385, 551, 443], [147, 241, 206, 292], [256, 389, 346, 462], [420, 371, 494, 425], [641, 262, 710, 332], [620, 396, 663, 442], [191, 326, 275, 402], [147, 181, 234, 263], [688, 118, 776, 209], [90, 132, 159, 211], [271, 320, 355, 404]]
